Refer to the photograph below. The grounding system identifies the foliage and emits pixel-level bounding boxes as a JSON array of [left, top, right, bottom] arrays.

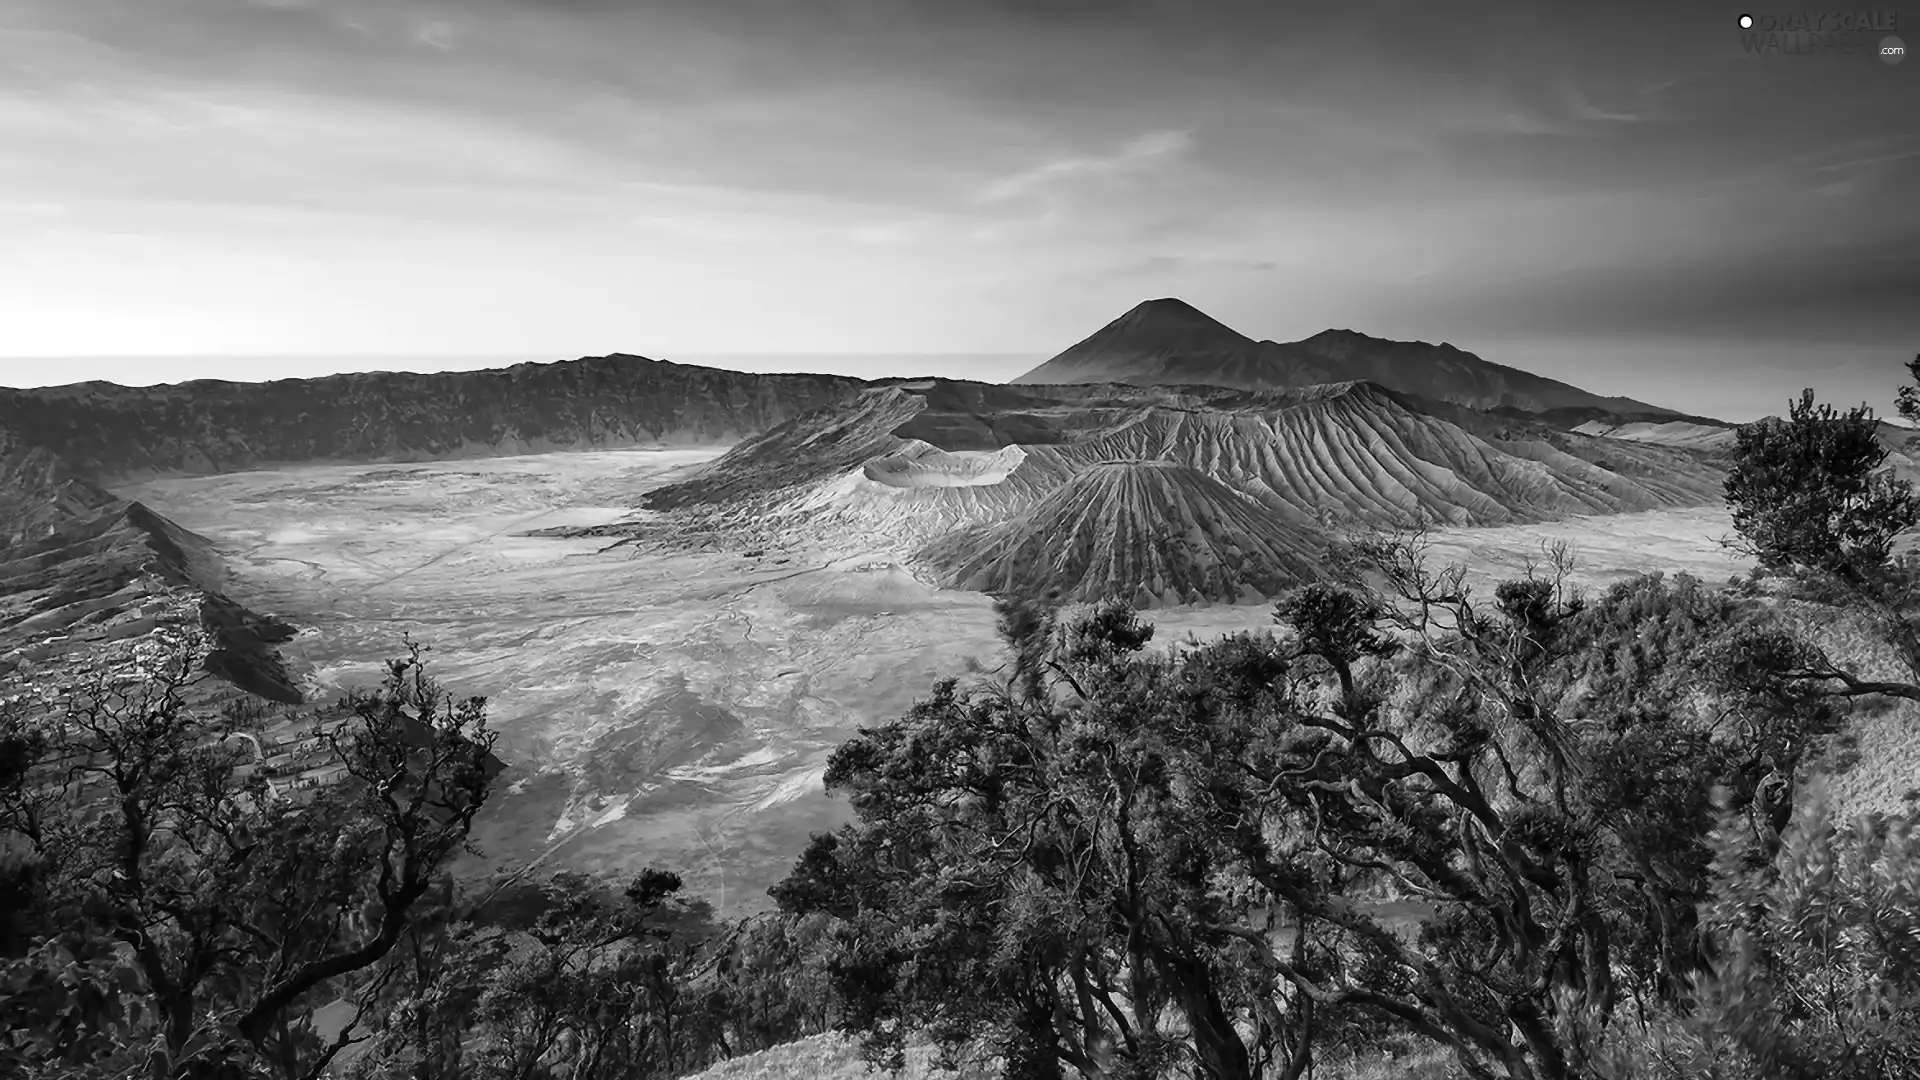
[[0, 641, 499, 1080], [1894, 353, 1920, 426], [1725, 389, 1917, 584], [772, 556, 1848, 1080], [705, 911, 843, 1056], [1584, 788, 1920, 1079], [1724, 385, 1920, 700], [347, 867, 721, 1080], [774, 594, 1349, 1080], [346, 871, 849, 1080]]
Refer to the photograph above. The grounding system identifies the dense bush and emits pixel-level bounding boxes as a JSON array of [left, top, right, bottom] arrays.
[[771, 544, 1864, 1080], [0, 643, 499, 1080], [1585, 786, 1920, 1079]]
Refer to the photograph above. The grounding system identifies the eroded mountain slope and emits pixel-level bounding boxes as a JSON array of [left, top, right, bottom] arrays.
[[917, 460, 1323, 606], [0, 482, 303, 704], [608, 377, 1727, 604]]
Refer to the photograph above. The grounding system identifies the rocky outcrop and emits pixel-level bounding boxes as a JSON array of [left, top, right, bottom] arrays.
[[1013, 298, 1680, 417], [0, 490, 302, 703]]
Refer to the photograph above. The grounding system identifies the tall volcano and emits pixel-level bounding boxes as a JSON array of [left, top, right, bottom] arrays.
[[1012, 299, 1682, 418], [1008, 298, 1309, 391]]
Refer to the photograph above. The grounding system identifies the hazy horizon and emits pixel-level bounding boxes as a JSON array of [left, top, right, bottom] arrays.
[[2, 335, 1915, 424]]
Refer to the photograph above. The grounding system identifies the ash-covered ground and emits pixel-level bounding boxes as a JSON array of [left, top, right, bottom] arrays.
[[125, 449, 1752, 914]]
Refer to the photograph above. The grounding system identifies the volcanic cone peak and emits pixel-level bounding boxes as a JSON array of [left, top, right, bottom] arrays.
[[915, 457, 1322, 608], [1104, 297, 1244, 336], [1008, 299, 1276, 390], [1015, 300, 1682, 417]]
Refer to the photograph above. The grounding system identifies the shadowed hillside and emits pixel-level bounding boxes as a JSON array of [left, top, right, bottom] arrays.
[[0, 478, 302, 703], [0, 354, 868, 482]]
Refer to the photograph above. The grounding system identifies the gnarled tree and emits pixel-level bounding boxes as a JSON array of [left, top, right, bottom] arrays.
[[778, 536, 1845, 1080], [0, 640, 499, 1080]]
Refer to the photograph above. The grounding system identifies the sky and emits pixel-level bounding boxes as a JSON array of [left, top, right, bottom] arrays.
[[0, 0, 1916, 419]]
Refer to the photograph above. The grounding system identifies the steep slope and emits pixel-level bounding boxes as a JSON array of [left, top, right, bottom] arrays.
[[1570, 419, 1738, 450], [0, 355, 868, 482], [917, 460, 1321, 607], [1568, 415, 1920, 477], [639, 380, 1168, 511], [0, 485, 302, 703], [1064, 383, 1722, 527], [615, 377, 1727, 581], [1010, 298, 1320, 390], [639, 386, 930, 510], [1880, 422, 1920, 485], [0, 444, 122, 547], [1013, 299, 1679, 417], [1270, 330, 1673, 416]]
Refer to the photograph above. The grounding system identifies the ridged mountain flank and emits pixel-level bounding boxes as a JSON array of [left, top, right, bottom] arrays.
[[1013, 300, 1682, 417], [633, 379, 1724, 565], [917, 460, 1322, 607], [0, 478, 304, 704]]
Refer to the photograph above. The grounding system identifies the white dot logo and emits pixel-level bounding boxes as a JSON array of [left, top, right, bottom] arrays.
[[1739, 13, 1754, 28]]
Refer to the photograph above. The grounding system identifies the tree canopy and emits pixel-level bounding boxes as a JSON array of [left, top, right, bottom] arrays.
[[773, 531, 1857, 1080], [0, 642, 499, 1080]]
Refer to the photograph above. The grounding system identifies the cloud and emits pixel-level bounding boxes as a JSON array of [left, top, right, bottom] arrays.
[[1560, 87, 1644, 123], [0, 0, 1912, 362], [1799, 134, 1920, 175], [413, 20, 457, 50], [975, 128, 1193, 203]]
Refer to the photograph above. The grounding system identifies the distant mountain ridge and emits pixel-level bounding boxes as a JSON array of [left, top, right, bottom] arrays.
[[1012, 298, 1684, 417], [0, 354, 868, 483]]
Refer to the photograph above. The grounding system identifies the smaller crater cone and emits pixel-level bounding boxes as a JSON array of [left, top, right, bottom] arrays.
[[916, 458, 1321, 607]]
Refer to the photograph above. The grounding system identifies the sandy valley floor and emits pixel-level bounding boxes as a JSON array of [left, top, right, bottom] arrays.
[[123, 450, 1754, 914]]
